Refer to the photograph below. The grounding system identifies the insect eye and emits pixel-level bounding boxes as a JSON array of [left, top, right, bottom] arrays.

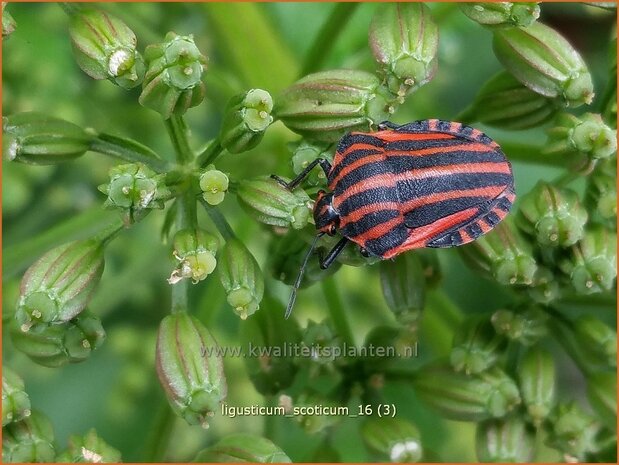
[[328, 224, 337, 236]]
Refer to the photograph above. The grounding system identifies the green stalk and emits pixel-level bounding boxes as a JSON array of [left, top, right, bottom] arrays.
[[196, 138, 224, 167], [199, 199, 236, 241], [300, 3, 360, 76], [143, 399, 175, 462], [421, 289, 464, 356], [164, 116, 194, 164], [90, 137, 170, 172], [321, 276, 355, 348]]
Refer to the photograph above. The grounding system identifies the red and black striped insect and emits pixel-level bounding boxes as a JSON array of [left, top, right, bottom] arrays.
[[273, 119, 515, 317]]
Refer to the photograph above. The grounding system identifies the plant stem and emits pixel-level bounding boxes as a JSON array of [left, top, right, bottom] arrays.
[[143, 400, 175, 462], [196, 138, 224, 167], [170, 194, 197, 314], [165, 116, 194, 164], [90, 137, 170, 172], [199, 199, 236, 241], [321, 276, 355, 348], [300, 3, 359, 76]]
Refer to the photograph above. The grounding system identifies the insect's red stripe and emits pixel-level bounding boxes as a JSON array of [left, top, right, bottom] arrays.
[[333, 162, 511, 207], [355, 216, 404, 242], [339, 202, 401, 227], [339, 143, 383, 157], [330, 143, 497, 189], [381, 207, 480, 258], [370, 131, 456, 143]]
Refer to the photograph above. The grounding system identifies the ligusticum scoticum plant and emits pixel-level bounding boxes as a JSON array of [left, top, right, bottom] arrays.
[[2, 2, 617, 463]]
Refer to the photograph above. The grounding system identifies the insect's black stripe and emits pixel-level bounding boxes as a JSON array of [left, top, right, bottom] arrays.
[[340, 209, 400, 238], [363, 224, 410, 257], [496, 197, 512, 212], [466, 222, 484, 238], [336, 174, 513, 214], [395, 120, 495, 145], [404, 197, 490, 229], [483, 211, 501, 227], [335, 133, 385, 155], [333, 151, 508, 192]]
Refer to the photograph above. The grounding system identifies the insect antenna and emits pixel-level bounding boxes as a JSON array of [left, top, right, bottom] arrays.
[[285, 233, 324, 319]]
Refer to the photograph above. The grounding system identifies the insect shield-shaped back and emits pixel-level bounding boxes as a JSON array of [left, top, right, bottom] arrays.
[[328, 119, 515, 259]]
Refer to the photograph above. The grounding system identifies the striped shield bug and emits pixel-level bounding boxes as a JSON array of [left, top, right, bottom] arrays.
[[273, 119, 515, 317]]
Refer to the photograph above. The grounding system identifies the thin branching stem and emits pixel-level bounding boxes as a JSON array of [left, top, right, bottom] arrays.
[[143, 399, 175, 462], [196, 138, 224, 167], [199, 199, 236, 241], [165, 116, 195, 164], [321, 276, 355, 348]]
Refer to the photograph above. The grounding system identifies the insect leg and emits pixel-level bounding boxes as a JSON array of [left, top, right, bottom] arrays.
[[271, 158, 332, 191], [319, 237, 349, 270]]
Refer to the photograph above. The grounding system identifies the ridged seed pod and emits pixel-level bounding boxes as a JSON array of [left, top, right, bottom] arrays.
[[517, 347, 556, 427], [493, 22, 594, 107], [2, 411, 55, 463], [368, 3, 438, 97], [414, 363, 521, 421], [69, 9, 145, 89], [3, 112, 93, 165], [239, 296, 301, 395], [585, 157, 617, 228], [56, 429, 121, 463], [155, 313, 227, 428], [559, 226, 617, 294], [461, 2, 540, 27], [2, 367, 31, 427], [460, 222, 538, 286], [476, 416, 534, 462], [490, 306, 547, 346], [573, 316, 616, 368], [199, 166, 229, 206], [586, 371, 616, 431], [220, 89, 273, 154], [546, 402, 600, 462], [10, 311, 106, 368], [362, 417, 423, 462], [275, 69, 393, 142], [168, 228, 218, 284], [218, 239, 264, 319], [237, 176, 313, 231], [16, 240, 105, 326], [379, 253, 425, 329], [450, 317, 506, 375], [99, 163, 171, 224], [194, 434, 291, 463], [139, 32, 207, 119], [516, 182, 588, 247], [461, 71, 559, 130]]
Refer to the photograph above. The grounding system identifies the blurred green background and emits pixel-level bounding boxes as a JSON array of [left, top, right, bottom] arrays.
[[2, 2, 616, 462]]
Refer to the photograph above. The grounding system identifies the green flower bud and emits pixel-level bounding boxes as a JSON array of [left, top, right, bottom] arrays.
[[527, 267, 562, 304], [586, 158, 617, 227], [544, 113, 617, 173], [268, 230, 340, 288], [368, 3, 438, 97], [559, 226, 617, 294], [56, 429, 121, 463], [99, 163, 171, 224], [69, 9, 145, 89], [379, 253, 425, 329], [194, 434, 291, 463], [2, 3, 16, 38], [517, 182, 588, 247], [476, 416, 534, 463], [460, 222, 538, 286], [237, 176, 313, 230], [573, 316, 616, 368], [461, 71, 559, 130], [491, 306, 547, 346], [2, 367, 31, 427], [301, 320, 341, 367], [517, 347, 556, 427], [218, 239, 264, 320], [362, 417, 423, 462], [450, 317, 506, 375], [156, 313, 227, 428], [16, 240, 105, 326], [414, 363, 521, 421], [546, 402, 600, 461], [168, 228, 218, 284], [461, 2, 540, 27], [275, 69, 393, 142], [3, 112, 93, 165], [493, 23, 594, 107], [239, 296, 301, 395], [220, 89, 273, 154], [10, 311, 106, 368], [293, 391, 342, 434], [199, 166, 229, 206], [587, 371, 616, 432], [139, 32, 207, 119], [290, 141, 333, 187], [2, 411, 55, 463]]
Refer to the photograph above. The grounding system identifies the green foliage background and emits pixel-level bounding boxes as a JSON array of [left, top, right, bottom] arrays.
[[2, 2, 616, 462]]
